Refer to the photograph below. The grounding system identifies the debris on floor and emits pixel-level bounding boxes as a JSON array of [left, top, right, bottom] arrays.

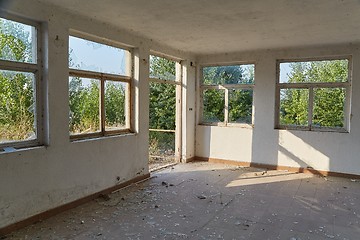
[[4, 162, 360, 240]]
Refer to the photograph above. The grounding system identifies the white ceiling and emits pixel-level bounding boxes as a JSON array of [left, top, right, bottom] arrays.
[[38, 0, 360, 55]]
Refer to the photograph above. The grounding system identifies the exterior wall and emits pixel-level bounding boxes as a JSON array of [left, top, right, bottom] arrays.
[[0, 0, 195, 228], [196, 45, 360, 175]]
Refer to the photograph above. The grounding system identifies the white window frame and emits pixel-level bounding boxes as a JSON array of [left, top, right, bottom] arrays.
[[199, 63, 255, 127], [0, 14, 43, 150], [68, 32, 133, 141], [275, 56, 352, 132]]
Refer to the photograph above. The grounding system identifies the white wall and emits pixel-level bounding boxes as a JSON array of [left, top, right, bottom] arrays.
[[196, 45, 360, 175], [0, 0, 195, 228]]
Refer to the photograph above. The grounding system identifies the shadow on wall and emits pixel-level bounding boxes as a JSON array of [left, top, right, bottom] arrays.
[[280, 130, 358, 175], [250, 122, 329, 174], [199, 122, 358, 175], [252, 126, 358, 175]]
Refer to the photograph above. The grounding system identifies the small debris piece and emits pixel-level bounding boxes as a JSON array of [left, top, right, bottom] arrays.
[[80, 220, 85, 224], [161, 181, 168, 186], [99, 194, 111, 201], [169, 184, 174, 187], [350, 179, 358, 182], [154, 205, 159, 208], [197, 195, 206, 200]]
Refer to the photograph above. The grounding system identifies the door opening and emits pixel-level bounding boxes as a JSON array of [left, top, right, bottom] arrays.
[[148, 54, 181, 171]]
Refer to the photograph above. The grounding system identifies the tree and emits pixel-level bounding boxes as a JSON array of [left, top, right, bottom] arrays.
[[280, 60, 347, 127], [149, 56, 176, 130], [149, 56, 176, 157], [0, 18, 35, 141], [202, 65, 254, 123]]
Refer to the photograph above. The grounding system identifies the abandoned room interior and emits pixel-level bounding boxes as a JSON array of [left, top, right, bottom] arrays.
[[0, 0, 360, 239]]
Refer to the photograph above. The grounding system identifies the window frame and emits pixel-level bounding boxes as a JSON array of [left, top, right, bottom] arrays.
[[275, 56, 352, 132], [148, 52, 183, 161], [0, 14, 44, 150], [199, 62, 255, 127], [68, 32, 133, 141]]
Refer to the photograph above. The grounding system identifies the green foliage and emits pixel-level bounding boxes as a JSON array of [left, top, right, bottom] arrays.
[[203, 89, 224, 122], [149, 82, 175, 130], [280, 60, 348, 128], [0, 18, 35, 142], [69, 77, 100, 133], [149, 131, 175, 156], [105, 82, 126, 128], [149, 56, 176, 130], [149, 55, 176, 80], [313, 88, 345, 128], [149, 56, 176, 158], [280, 89, 309, 126], [203, 65, 254, 85], [202, 65, 254, 123], [0, 18, 32, 62], [229, 89, 253, 123]]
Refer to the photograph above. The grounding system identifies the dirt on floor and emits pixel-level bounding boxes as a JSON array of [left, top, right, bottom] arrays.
[[3, 162, 360, 240], [149, 155, 177, 172]]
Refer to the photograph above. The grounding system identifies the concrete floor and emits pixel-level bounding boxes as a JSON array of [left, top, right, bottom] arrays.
[[5, 162, 360, 240]]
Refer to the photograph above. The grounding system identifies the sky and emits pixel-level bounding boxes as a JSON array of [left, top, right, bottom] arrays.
[[68, 35, 292, 84], [279, 63, 292, 83], [69, 36, 127, 75]]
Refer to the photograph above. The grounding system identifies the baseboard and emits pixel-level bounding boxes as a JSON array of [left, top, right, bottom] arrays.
[[185, 157, 196, 163], [194, 157, 360, 179], [0, 173, 150, 237]]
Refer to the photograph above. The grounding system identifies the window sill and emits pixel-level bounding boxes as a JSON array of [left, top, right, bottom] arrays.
[[70, 130, 136, 143], [276, 126, 348, 133], [0, 144, 45, 155], [199, 123, 253, 129]]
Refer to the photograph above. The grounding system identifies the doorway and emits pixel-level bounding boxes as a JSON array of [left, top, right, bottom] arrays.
[[148, 54, 182, 171]]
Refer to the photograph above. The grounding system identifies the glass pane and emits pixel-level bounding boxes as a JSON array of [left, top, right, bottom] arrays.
[[149, 55, 176, 81], [69, 36, 129, 75], [279, 60, 348, 83], [202, 64, 254, 85], [105, 81, 127, 130], [313, 88, 345, 128], [202, 89, 225, 123], [0, 70, 36, 142], [149, 82, 176, 130], [149, 131, 175, 169], [69, 77, 100, 135], [0, 17, 36, 63], [279, 88, 309, 126], [229, 89, 253, 124]]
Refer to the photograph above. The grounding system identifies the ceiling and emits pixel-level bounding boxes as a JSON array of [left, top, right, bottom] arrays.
[[36, 0, 360, 55]]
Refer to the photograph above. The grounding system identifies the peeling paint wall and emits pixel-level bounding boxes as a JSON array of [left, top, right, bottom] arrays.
[[196, 45, 360, 175], [0, 0, 195, 228]]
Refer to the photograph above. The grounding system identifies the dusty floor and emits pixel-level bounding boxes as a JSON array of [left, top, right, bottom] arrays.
[[148, 156, 176, 172], [4, 162, 360, 240]]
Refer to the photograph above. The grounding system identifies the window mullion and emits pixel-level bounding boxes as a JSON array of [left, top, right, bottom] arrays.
[[100, 78, 105, 134], [224, 88, 229, 124], [308, 87, 314, 130]]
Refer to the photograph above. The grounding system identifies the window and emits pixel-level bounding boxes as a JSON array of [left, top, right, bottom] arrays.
[[276, 58, 351, 132], [200, 64, 255, 126], [0, 16, 42, 149], [69, 35, 132, 139]]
